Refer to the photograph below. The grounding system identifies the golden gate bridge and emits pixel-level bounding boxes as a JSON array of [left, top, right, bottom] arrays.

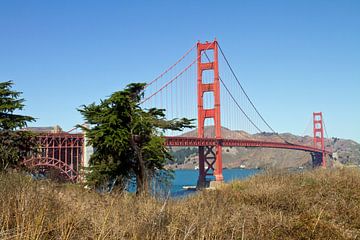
[[23, 40, 332, 186]]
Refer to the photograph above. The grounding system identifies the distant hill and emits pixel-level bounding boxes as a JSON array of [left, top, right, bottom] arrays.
[[168, 126, 360, 169]]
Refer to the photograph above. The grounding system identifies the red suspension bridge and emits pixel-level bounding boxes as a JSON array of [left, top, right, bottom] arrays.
[[24, 40, 331, 185]]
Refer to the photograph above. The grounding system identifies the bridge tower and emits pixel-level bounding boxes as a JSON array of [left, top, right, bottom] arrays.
[[313, 112, 326, 167], [197, 40, 223, 187]]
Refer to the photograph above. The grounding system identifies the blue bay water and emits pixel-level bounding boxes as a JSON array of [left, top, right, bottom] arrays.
[[170, 168, 261, 197]]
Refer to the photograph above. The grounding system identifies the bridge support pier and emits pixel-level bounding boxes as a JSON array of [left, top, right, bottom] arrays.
[[311, 152, 323, 168], [197, 144, 223, 188]]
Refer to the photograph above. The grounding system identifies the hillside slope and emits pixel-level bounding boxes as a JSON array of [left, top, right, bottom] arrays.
[[169, 126, 360, 169]]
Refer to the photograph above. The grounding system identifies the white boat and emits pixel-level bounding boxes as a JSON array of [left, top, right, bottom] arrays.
[[182, 185, 197, 190]]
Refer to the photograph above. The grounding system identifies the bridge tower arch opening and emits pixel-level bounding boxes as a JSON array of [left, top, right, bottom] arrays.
[[197, 40, 223, 187]]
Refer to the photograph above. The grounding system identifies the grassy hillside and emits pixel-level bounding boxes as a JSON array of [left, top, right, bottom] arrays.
[[1, 168, 360, 239]]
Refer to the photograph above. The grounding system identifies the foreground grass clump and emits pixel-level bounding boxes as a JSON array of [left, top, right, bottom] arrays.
[[1, 168, 360, 239]]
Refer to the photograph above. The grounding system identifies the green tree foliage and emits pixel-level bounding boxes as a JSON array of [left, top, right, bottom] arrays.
[[0, 81, 35, 170], [78, 83, 193, 194]]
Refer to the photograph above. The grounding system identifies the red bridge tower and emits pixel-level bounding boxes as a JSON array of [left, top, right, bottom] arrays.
[[197, 40, 223, 186], [313, 112, 326, 167]]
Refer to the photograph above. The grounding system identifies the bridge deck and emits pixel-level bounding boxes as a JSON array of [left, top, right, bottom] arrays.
[[165, 136, 329, 154]]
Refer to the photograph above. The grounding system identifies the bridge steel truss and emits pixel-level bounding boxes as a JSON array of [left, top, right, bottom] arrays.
[[165, 136, 330, 153], [165, 135, 331, 164], [23, 133, 84, 182]]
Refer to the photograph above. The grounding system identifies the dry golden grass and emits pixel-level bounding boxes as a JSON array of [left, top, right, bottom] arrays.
[[1, 168, 360, 239]]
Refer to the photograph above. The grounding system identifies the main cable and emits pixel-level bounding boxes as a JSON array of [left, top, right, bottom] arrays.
[[322, 116, 333, 153], [220, 78, 262, 133], [323, 117, 329, 139], [145, 43, 197, 89], [218, 43, 277, 134], [203, 52, 262, 133], [217, 43, 293, 144], [302, 117, 313, 137], [140, 57, 197, 104], [141, 44, 213, 104]]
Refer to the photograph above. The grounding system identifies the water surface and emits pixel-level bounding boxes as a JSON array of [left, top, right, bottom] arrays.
[[170, 168, 261, 197]]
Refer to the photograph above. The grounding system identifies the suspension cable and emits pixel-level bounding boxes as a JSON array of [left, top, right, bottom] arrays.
[[203, 52, 262, 133], [323, 117, 329, 139], [220, 78, 262, 133], [217, 43, 277, 134], [140, 58, 197, 104], [141, 44, 212, 104], [145, 43, 197, 89], [302, 117, 313, 137], [217, 43, 293, 144], [322, 116, 333, 152]]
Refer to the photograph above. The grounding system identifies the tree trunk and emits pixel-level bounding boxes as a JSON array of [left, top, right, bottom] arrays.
[[130, 136, 148, 195], [135, 152, 147, 195]]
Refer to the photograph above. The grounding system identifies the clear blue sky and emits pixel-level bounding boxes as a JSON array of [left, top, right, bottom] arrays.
[[0, 0, 359, 142]]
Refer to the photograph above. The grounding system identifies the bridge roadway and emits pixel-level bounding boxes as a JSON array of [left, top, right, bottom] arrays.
[[164, 136, 330, 154]]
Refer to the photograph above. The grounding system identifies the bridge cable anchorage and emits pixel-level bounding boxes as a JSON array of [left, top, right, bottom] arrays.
[[217, 43, 293, 144], [141, 44, 213, 105], [144, 43, 197, 89], [202, 51, 262, 133]]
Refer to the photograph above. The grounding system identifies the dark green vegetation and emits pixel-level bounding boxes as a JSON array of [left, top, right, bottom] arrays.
[[169, 147, 197, 164], [78, 83, 193, 194], [0, 81, 35, 171], [1, 168, 360, 239]]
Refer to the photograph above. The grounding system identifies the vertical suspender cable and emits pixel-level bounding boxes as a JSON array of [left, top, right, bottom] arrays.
[[218, 43, 277, 134], [203, 51, 262, 133]]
